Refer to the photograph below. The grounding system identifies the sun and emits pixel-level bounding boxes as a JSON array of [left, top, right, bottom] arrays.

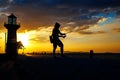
[[17, 33, 29, 47]]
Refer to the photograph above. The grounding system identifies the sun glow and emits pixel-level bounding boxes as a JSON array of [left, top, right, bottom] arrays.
[[17, 33, 29, 47]]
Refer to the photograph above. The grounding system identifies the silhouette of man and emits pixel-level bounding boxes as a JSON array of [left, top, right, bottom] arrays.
[[52, 22, 66, 57]]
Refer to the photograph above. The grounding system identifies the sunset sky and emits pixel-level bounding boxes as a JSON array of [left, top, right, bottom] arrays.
[[0, 0, 120, 53]]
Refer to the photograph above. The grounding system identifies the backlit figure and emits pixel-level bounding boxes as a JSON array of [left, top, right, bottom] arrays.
[[52, 22, 66, 57]]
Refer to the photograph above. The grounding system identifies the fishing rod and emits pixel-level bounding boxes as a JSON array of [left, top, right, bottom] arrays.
[[59, 31, 73, 38], [65, 31, 73, 34]]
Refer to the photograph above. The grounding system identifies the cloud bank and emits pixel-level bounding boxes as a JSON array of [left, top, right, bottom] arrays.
[[0, 0, 120, 34]]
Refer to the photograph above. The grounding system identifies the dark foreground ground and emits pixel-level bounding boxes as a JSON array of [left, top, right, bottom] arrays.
[[0, 53, 120, 80]]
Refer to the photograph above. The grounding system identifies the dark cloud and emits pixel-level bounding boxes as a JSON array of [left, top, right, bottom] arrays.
[[0, 0, 9, 7], [112, 28, 120, 33], [62, 24, 106, 35], [0, 0, 120, 8], [10, 0, 120, 8], [11, 0, 120, 7], [73, 0, 120, 8], [78, 30, 106, 35], [29, 37, 48, 43], [0, 0, 120, 33]]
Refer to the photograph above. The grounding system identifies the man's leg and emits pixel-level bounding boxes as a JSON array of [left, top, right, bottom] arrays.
[[58, 40, 64, 56], [61, 45, 64, 56], [53, 43, 57, 57]]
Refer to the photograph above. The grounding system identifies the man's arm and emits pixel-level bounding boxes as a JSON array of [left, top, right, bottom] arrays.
[[59, 30, 65, 35], [58, 30, 66, 38]]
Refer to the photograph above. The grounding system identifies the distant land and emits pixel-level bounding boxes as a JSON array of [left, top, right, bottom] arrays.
[[0, 51, 120, 54]]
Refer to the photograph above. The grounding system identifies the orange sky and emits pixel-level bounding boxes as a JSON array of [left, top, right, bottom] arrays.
[[0, 22, 120, 53]]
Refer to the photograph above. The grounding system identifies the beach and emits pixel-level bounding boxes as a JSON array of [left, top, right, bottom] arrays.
[[0, 53, 120, 80]]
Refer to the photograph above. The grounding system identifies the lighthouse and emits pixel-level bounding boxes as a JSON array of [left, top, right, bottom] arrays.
[[4, 13, 20, 60]]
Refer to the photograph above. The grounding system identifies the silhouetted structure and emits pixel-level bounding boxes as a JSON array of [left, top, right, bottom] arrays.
[[4, 13, 20, 60], [51, 22, 66, 57]]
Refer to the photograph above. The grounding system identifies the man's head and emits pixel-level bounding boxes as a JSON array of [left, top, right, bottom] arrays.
[[54, 22, 60, 29]]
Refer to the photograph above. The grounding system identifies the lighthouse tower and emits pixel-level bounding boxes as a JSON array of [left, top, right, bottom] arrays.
[[4, 13, 20, 60]]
